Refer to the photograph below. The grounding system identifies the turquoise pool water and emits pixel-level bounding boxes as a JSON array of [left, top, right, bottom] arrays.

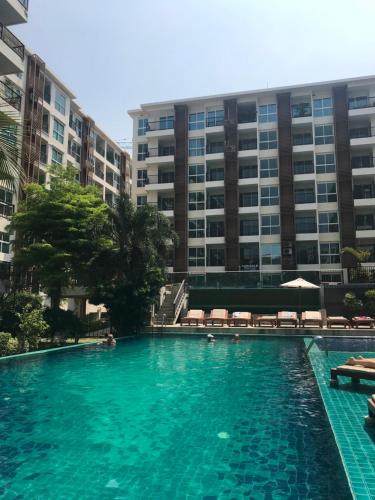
[[0, 337, 351, 499]]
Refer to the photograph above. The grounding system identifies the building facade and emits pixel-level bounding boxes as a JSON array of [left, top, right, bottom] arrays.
[[130, 76, 375, 282]]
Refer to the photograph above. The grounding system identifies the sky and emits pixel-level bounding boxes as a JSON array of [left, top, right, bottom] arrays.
[[13, 0, 375, 152]]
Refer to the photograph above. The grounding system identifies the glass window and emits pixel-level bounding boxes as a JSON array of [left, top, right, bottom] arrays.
[[189, 112, 205, 131], [207, 221, 224, 237], [188, 247, 205, 267], [315, 125, 334, 145], [240, 219, 258, 236], [158, 197, 174, 211], [207, 168, 224, 181], [137, 196, 147, 207], [44, 79, 51, 103], [42, 112, 49, 134], [55, 90, 66, 115], [296, 241, 318, 264], [51, 148, 63, 165], [240, 244, 259, 269], [137, 144, 148, 161], [188, 219, 205, 238], [206, 110, 224, 127], [239, 164, 257, 178], [294, 160, 314, 175], [189, 138, 205, 157], [69, 140, 81, 162], [138, 118, 148, 136], [189, 164, 204, 183], [291, 102, 312, 118], [259, 130, 277, 150], [188, 191, 205, 211], [261, 243, 281, 265], [294, 187, 315, 204], [0, 189, 13, 205], [137, 170, 148, 187], [207, 247, 225, 266], [53, 119, 64, 144], [348, 96, 368, 109], [261, 215, 280, 235], [258, 104, 277, 123], [313, 97, 332, 117], [0, 231, 10, 254], [240, 192, 258, 207], [239, 138, 257, 150], [160, 116, 174, 129], [69, 113, 82, 138], [261, 186, 279, 206], [207, 194, 224, 209], [316, 153, 335, 173], [295, 215, 316, 233], [319, 212, 339, 233], [260, 158, 278, 178], [356, 213, 374, 230], [320, 242, 340, 264], [317, 182, 337, 203]]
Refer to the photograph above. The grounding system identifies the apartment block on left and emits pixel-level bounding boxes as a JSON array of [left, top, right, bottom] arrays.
[[0, 0, 28, 274]]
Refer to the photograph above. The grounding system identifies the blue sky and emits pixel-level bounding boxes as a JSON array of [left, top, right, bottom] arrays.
[[14, 0, 375, 151]]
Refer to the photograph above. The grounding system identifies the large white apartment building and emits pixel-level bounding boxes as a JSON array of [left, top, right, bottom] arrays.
[[130, 76, 375, 283]]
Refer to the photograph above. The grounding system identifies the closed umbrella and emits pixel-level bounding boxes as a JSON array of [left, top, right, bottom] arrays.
[[280, 277, 319, 313]]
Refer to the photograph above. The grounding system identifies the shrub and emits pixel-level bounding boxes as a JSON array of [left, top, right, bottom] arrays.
[[364, 289, 375, 317], [44, 308, 83, 344], [343, 292, 363, 318], [17, 305, 49, 352], [0, 332, 18, 357], [0, 292, 43, 336]]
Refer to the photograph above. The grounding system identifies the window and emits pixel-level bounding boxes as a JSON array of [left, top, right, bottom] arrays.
[[106, 146, 115, 165], [294, 160, 314, 175], [0, 232, 10, 254], [40, 143, 48, 164], [51, 148, 63, 165], [352, 156, 373, 169], [44, 79, 51, 103], [294, 187, 315, 204], [293, 133, 313, 146], [295, 215, 316, 233], [136, 170, 147, 187], [261, 244, 281, 265], [137, 144, 148, 161], [206, 141, 224, 154], [261, 186, 279, 206], [240, 192, 258, 207], [315, 125, 334, 145], [320, 242, 340, 264], [206, 110, 224, 127], [189, 247, 205, 267], [189, 112, 205, 131], [258, 104, 277, 123], [240, 244, 259, 269], [189, 138, 205, 157], [259, 130, 277, 150], [69, 140, 81, 162], [53, 119, 64, 144], [207, 194, 224, 209], [207, 221, 224, 237], [260, 158, 278, 178], [188, 191, 204, 211], [239, 164, 257, 178], [137, 118, 148, 136], [188, 219, 205, 238], [240, 219, 258, 236], [261, 215, 280, 235], [207, 168, 224, 181], [158, 197, 174, 211], [189, 164, 204, 183], [356, 214, 374, 230], [313, 97, 332, 117], [316, 153, 335, 173], [348, 96, 368, 109], [296, 241, 318, 264], [160, 116, 174, 130], [317, 183, 337, 203], [114, 152, 121, 169], [137, 196, 147, 207], [42, 112, 49, 134], [207, 247, 225, 266], [239, 138, 257, 150], [291, 102, 312, 118], [69, 112, 82, 138], [55, 90, 66, 115], [0, 189, 13, 216]]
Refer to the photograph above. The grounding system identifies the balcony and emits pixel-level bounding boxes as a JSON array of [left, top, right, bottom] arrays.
[[146, 119, 175, 139], [291, 103, 312, 119], [0, 0, 28, 26], [146, 146, 175, 165], [238, 104, 257, 131], [348, 96, 375, 117], [295, 220, 317, 234], [0, 79, 21, 110], [353, 185, 375, 207], [294, 190, 315, 204], [239, 193, 258, 214], [0, 23, 24, 75], [349, 127, 375, 147], [352, 155, 374, 169], [292, 133, 313, 146], [145, 173, 174, 192]]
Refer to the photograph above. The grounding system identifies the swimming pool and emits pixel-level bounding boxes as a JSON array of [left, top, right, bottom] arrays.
[[0, 337, 351, 499]]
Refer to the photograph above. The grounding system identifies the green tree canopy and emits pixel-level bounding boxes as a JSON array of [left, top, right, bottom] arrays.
[[8, 165, 112, 308], [89, 194, 177, 334]]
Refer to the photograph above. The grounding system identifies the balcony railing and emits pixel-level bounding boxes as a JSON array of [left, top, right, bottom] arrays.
[[94, 168, 104, 179], [206, 171, 224, 182], [349, 127, 375, 139], [0, 203, 14, 217], [351, 156, 375, 169], [238, 139, 257, 151], [206, 198, 224, 209], [295, 221, 317, 233], [293, 161, 314, 175], [348, 266, 375, 283], [238, 111, 257, 124], [158, 200, 174, 211], [147, 146, 175, 157], [240, 193, 258, 207], [206, 227, 224, 238], [291, 103, 312, 118], [0, 80, 21, 110], [239, 166, 258, 178], [147, 174, 175, 184], [294, 191, 315, 204], [206, 143, 224, 154], [348, 96, 375, 110], [0, 24, 24, 60], [147, 120, 174, 132], [353, 185, 375, 199], [292, 133, 313, 146]]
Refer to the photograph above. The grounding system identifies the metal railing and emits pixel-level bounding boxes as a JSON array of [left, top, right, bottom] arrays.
[[0, 203, 14, 217], [173, 280, 186, 323], [348, 266, 375, 283], [0, 80, 21, 110], [147, 146, 175, 157], [0, 24, 24, 60], [351, 156, 375, 169], [147, 120, 175, 132]]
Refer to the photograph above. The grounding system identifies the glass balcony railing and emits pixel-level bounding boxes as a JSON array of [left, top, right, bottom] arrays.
[[294, 191, 315, 204], [292, 133, 313, 146], [291, 103, 312, 118], [353, 186, 375, 199], [206, 170, 224, 181], [295, 221, 317, 233], [206, 143, 224, 154], [158, 199, 174, 211], [0, 23, 24, 60], [240, 193, 258, 207], [147, 146, 175, 157], [349, 127, 375, 139], [351, 156, 375, 169], [147, 120, 174, 132], [239, 139, 257, 151], [239, 165, 258, 178], [147, 174, 175, 184], [348, 96, 375, 110]]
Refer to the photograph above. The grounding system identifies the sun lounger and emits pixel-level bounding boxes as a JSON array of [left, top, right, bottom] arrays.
[[330, 364, 375, 386], [326, 316, 350, 328], [351, 316, 374, 328], [181, 309, 205, 326], [277, 311, 298, 328], [228, 312, 252, 327], [205, 309, 228, 326], [254, 315, 276, 327], [301, 311, 323, 328]]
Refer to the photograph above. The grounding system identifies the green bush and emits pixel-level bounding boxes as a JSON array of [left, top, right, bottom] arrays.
[[17, 305, 49, 352], [343, 292, 363, 318], [0, 332, 18, 356], [44, 308, 83, 343], [364, 289, 375, 317], [0, 292, 43, 336]]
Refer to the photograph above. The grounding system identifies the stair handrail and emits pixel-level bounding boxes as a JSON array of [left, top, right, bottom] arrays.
[[173, 280, 187, 324]]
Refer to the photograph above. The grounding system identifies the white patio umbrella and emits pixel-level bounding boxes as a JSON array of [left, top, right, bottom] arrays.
[[280, 277, 319, 313]]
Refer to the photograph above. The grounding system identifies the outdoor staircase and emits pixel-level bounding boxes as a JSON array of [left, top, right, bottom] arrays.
[[154, 281, 187, 325]]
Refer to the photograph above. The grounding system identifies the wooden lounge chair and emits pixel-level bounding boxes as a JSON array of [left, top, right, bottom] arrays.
[[326, 316, 350, 328], [254, 315, 276, 327], [277, 311, 298, 328], [330, 365, 375, 386], [205, 309, 228, 326], [228, 312, 252, 327], [301, 311, 323, 328], [181, 309, 205, 326], [352, 316, 374, 328]]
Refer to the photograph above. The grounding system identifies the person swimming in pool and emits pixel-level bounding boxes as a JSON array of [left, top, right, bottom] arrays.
[[207, 334, 215, 343], [232, 333, 240, 343], [102, 333, 116, 346]]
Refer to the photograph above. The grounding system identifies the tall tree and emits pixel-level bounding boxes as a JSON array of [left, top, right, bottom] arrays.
[[89, 194, 177, 334], [8, 166, 112, 308]]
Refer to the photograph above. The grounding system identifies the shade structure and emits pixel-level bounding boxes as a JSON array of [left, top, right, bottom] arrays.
[[280, 277, 320, 289]]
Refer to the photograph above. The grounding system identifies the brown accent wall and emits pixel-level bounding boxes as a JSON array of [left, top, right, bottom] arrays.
[[277, 92, 296, 269], [332, 85, 357, 268], [173, 104, 188, 272], [80, 117, 95, 187], [224, 98, 239, 270]]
